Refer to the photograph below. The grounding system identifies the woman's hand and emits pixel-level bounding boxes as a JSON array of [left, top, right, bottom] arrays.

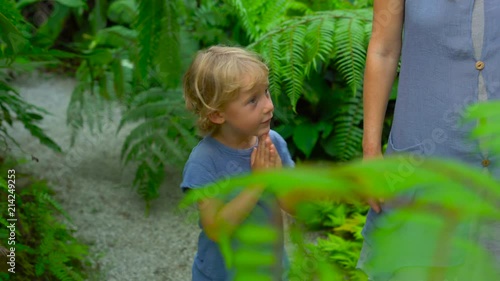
[[363, 145, 385, 213]]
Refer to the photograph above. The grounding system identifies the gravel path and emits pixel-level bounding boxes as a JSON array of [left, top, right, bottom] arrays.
[[6, 72, 199, 281]]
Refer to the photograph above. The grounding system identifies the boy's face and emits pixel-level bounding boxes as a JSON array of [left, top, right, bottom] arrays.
[[217, 77, 274, 142]]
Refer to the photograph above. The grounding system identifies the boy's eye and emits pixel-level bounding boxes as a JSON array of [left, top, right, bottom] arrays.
[[248, 97, 258, 104]]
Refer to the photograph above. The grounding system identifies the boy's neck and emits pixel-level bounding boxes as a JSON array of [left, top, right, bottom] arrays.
[[211, 130, 257, 150]]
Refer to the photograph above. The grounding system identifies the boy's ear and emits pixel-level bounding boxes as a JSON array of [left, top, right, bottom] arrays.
[[208, 111, 225, 124]]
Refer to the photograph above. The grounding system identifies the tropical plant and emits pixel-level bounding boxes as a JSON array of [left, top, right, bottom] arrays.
[[0, 0, 64, 154], [4, 0, 379, 203], [6, 0, 199, 210], [0, 157, 89, 281]]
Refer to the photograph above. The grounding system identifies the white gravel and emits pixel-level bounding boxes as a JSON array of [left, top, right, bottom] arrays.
[[5, 72, 199, 281]]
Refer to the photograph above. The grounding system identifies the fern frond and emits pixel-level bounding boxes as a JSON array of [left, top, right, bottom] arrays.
[[333, 17, 367, 95], [157, 1, 181, 88], [67, 60, 116, 145], [250, 10, 372, 109], [94, 25, 138, 48], [135, 0, 164, 82], [0, 90, 62, 152], [133, 159, 165, 211], [303, 16, 335, 74], [0, 0, 30, 58], [257, 35, 282, 103], [31, 3, 72, 48], [281, 24, 306, 110], [38, 190, 72, 222], [322, 90, 363, 161], [107, 0, 138, 25], [226, 0, 288, 40], [121, 116, 190, 165], [118, 88, 184, 128], [135, 0, 182, 88], [119, 88, 196, 206]]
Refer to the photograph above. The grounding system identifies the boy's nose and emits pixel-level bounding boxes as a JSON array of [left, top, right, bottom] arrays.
[[264, 97, 274, 113]]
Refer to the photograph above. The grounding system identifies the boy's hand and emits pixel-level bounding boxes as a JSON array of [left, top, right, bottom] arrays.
[[271, 141, 282, 168], [251, 133, 281, 171]]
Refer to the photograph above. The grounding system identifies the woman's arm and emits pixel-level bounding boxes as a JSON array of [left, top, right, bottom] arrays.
[[363, 0, 405, 158]]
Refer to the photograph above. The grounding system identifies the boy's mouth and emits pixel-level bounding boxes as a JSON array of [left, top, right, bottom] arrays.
[[262, 114, 273, 124]]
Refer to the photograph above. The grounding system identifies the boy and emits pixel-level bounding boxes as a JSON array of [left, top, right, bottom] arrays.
[[181, 46, 294, 280]]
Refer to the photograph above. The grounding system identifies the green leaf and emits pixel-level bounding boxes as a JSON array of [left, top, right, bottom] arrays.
[[98, 74, 110, 100], [322, 90, 363, 161], [0, 103, 13, 125], [0, 0, 29, 55], [135, 0, 164, 81], [156, 1, 181, 88], [93, 25, 137, 50], [293, 123, 320, 158], [54, 0, 87, 8], [0, 80, 19, 94], [32, 3, 71, 48], [16, 0, 39, 9], [89, 0, 108, 35], [112, 60, 125, 99], [108, 0, 137, 24], [235, 225, 279, 244], [227, 0, 288, 40], [84, 48, 113, 65], [333, 17, 367, 95]]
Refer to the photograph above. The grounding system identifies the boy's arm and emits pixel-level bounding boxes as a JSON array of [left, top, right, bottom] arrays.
[[199, 185, 265, 242], [198, 134, 274, 242]]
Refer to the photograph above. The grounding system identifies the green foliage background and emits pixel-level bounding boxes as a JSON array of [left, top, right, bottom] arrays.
[[1, 0, 380, 206], [1, 0, 499, 280]]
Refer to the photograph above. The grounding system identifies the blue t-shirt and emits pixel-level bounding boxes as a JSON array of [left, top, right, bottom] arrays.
[[181, 130, 294, 281]]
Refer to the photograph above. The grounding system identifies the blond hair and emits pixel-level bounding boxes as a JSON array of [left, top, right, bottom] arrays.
[[183, 46, 269, 135]]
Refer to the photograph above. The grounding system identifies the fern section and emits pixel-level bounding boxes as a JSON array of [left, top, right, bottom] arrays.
[[250, 9, 371, 110], [246, 9, 371, 163], [0, 158, 89, 281]]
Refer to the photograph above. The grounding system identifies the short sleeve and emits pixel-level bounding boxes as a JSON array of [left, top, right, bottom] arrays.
[[270, 130, 295, 168], [180, 161, 216, 193]]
